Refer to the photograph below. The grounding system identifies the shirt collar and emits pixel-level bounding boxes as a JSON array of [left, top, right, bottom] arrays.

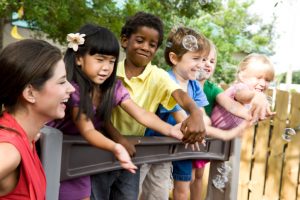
[[117, 59, 153, 81]]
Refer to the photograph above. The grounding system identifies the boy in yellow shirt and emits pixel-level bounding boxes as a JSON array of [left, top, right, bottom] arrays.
[[91, 12, 206, 200]]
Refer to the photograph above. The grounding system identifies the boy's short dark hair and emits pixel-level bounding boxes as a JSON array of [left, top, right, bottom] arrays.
[[121, 12, 164, 48]]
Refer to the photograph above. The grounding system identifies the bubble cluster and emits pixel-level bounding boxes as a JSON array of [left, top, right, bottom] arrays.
[[212, 162, 232, 192], [182, 35, 198, 52]]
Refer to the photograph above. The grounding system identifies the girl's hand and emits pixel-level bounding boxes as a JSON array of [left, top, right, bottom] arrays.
[[169, 123, 184, 140], [250, 92, 275, 121], [113, 143, 137, 174], [116, 137, 137, 157]]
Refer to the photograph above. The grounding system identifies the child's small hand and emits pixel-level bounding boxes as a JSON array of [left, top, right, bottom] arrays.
[[184, 140, 206, 151], [113, 143, 137, 174], [181, 110, 206, 144], [250, 92, 272, 121], [169, 123, 184, 140], [117, 137, 137, 157]]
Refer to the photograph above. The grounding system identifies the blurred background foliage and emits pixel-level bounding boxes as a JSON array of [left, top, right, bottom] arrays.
[[0, 0, 276, 83]]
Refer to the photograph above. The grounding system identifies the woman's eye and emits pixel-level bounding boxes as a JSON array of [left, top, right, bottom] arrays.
[[59, 80, 67, 85]]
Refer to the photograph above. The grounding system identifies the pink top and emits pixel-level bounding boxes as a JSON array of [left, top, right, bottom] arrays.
[[211, 83, 249, 130]]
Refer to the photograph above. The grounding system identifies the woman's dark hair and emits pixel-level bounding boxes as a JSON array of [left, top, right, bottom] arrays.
[[64, 24, 120, 122], [0, 39, 62, 114], [121, 12, 164, 48]]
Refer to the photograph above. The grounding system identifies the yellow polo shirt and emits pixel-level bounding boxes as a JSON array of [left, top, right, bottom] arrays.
[[111, 60, 180, 136]]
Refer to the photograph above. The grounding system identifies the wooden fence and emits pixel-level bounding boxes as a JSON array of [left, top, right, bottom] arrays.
[[198, 89, 300, 200], [237, 89, 300, 200]]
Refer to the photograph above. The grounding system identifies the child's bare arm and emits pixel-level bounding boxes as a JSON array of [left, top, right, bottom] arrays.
[[103, 122, 136, 157], [120, 99, 183, 140], [216, 92, 251, 120], [236, 89, 274, 121], [172, 110, 187, 123], [71, 107, 137, 173], [206, 120, 250, 141], [172, 89, 206, 144], [250, 92, 275, 120]]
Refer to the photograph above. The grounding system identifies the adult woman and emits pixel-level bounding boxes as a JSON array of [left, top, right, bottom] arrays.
[[0, 39, 74, 199]]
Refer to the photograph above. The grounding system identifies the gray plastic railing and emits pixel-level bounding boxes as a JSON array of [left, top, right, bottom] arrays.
[[40, 126, 233, 200]]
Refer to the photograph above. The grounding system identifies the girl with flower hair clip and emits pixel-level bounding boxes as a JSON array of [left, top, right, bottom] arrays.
[[49, 24, 183, 200]]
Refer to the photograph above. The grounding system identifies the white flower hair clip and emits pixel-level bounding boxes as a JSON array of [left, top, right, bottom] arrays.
[[67, 33, 86, 52]]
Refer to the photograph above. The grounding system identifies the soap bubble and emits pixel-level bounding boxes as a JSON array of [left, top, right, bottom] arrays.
[[182, 35, 198, 52], [282, 128, 296, 142]]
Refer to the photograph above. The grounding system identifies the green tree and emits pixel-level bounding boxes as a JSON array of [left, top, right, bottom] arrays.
[[121, 0, 275, 83], [278, 71, 300, 84], [1, 0, 275, 84], [0, 0, 23, 49]]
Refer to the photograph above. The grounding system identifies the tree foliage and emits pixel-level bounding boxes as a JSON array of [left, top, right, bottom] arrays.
[[1, 0, 276, 83], [278, 71, 300, 84]]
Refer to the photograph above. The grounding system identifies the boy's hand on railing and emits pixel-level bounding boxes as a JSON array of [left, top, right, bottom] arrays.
[[113, 143, 137, 174], [169, 123, 184, 140], [181, 110, 206, 144], [117, 137, 137, 157], [184, 141, 205, 151]]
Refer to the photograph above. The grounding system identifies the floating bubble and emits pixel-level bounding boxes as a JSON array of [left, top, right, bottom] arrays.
[[199, 0, 212, 5], [282, 133, 291, 142], [217, 163, 232, 176], [285, 128, 296, 136], [281, 128, 296, 142], [212, 174, 226, 192], [266, 95, 273, 105], [182, 35, 198, 52], [196, 68, 209, 80]]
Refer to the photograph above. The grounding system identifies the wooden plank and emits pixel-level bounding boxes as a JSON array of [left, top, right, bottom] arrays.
[[281, 92, 300, 200], [264, 90, 289, 199], [238, 127, 255, 200], [248, 119, 271, 200]]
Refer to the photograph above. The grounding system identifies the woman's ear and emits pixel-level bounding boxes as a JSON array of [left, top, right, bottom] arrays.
[[22, 84, 36, 104], [169, 52, 179, 65], [120, 35, 128, 49]]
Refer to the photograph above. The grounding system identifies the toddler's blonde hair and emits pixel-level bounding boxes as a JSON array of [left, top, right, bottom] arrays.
[[237, 53, 274, 81]]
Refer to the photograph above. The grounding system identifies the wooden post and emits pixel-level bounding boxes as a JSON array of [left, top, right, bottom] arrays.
[[206, 139, 242, 200], [280, 92, 300, 199], [238, 126, 255, 200], [248, 119, 271, 200], [264, 90, 289, 199]]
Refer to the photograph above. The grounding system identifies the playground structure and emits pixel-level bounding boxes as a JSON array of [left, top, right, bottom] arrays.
[[39, 89, 300, 200]]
